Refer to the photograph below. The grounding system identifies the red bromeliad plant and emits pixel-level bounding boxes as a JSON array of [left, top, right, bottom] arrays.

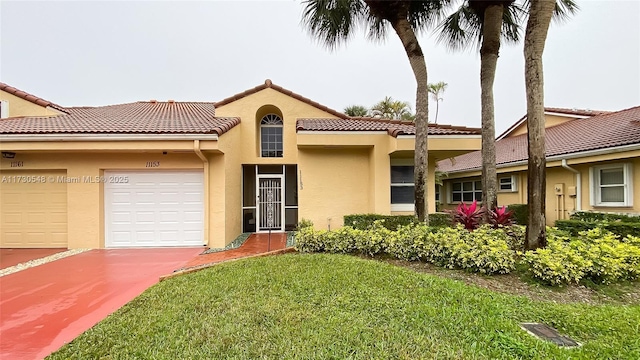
[[452, 200, 485, 230], [488, 206, 514, 228]]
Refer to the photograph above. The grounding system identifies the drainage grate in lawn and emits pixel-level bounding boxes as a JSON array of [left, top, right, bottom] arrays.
[[520, 323, 581, 348]]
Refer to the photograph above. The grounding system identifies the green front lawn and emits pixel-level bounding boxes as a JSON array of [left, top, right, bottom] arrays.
[[49, 254, 640, 359]]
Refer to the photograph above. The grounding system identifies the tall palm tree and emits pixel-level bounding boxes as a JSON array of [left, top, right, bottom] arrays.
[[523, 0, 556, 250], [427, 81, 448, 124], [344, 104, 370, 117], [302, 0, 451, 223], [437, 0, 576, 217], [437, 0, 521, 215]]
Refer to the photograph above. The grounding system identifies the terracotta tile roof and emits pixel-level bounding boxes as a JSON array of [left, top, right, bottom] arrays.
[[0, 82, 69, 114], [296, 117, 481, 137], [215, 79, 349, 120], [0, 101, 240, 135], [438, 106, 640, 173], [544, 107, 611, 117], [496, 107, 611, 140]]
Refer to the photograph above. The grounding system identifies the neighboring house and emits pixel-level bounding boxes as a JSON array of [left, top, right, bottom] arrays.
[[0, 80, 481, 249], [438, 107, 640, 224]]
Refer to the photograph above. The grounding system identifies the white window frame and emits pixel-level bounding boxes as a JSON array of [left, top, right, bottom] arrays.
[[449, 179, 482, 203], [390, 159, 414, 212], [0, 100, 8, 118], [590, 163, 633, 207], [260, 114, 283, 158], [498, 175, 518, 192]]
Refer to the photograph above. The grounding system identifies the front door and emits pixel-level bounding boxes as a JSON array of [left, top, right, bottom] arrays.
[[257, 176, 284, 232]]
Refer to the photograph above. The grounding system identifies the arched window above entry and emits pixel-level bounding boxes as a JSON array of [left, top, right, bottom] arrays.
[[260, 114, 283, 157]]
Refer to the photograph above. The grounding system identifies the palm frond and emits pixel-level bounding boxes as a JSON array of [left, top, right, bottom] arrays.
[[408, 0, 455, 33], [552, 0, 579, 23], [500, 3, 524, 45], [435, 4, 482, 51], [301, 0, 367, 49]]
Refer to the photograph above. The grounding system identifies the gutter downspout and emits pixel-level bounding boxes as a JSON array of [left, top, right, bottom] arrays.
[[562, 159, 581, 212], [194, 140, 210, 246]]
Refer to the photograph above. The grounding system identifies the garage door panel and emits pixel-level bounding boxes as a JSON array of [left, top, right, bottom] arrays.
[[104, 170, 204, 247], [1, 170, 68, 248]]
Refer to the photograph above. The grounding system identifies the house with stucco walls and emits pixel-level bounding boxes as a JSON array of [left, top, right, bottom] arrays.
[[0, 80, 481, 249], [438, 107, 640, 224]]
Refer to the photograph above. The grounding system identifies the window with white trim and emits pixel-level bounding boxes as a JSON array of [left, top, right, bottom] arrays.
[[499, 175, 517, 192], [451, 180, 482, 203], [391, 165, 414, 211], [260, 114, 283, 157], [0, 100, 8, 118], [590, 163, 633, 207]]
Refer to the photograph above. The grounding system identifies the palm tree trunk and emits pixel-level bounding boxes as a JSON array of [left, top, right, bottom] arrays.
[[524, 0, 556, 250], [388, 16, 430, 224], [480, 4, 502, 217]]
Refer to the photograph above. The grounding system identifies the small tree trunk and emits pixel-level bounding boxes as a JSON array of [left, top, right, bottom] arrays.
[[434, 101, 439, 124], [388, 16, 430, 224], [480, 4, 502, 218], [524, 0, 555, 250]]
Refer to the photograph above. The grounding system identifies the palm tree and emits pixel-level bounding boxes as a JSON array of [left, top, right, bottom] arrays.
[[427, 81, 448, 124], [437, 0, 521, 216], [302, 0, 451, 223], [437, 0, 576, 218], [344, 105, 370, 117], [523, 0, 556, 250], [372, 96, 413, 120]]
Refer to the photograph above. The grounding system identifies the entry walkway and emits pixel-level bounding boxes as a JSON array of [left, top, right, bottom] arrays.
[[180, 233, 288, 269]]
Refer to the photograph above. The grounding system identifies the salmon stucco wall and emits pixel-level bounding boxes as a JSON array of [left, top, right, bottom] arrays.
[[298, 148, 371, 230], [0, 89, 62, 118]]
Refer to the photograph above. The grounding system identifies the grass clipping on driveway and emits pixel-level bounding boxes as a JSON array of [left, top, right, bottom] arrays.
[[49, 254, 640, 359]]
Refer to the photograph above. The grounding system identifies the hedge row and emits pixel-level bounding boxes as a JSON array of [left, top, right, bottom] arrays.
[[343, 213, 451, 231], [296, 223, 640, 285], [297, 222, 520, 275], [555, 219, 640, 238], [570, 211, 640, 223]]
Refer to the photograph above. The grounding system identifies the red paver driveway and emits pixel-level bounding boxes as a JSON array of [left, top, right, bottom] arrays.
[[0, 247, 203, 360]]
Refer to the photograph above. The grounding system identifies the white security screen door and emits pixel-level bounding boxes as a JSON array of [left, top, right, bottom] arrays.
[[257, 176, 284, 231]]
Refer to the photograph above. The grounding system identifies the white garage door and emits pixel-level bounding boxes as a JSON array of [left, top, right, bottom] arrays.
[[104, 170, 205, 248]]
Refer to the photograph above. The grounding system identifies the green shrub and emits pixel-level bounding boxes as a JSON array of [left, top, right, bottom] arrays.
[[295, 227, 327, 253], [419, 225, 515, 274], [555, 219, 640, 238], [570, 211, 640, 223], [323, 226, 361, 254], [296, 218, 314, 230], [344, 214, 419, 231], [522, 228, 640, 285], [579, 228, 640, 283], [522, 233, 591, 285], [354, 220, 390, 256], [506, 204, 528, 225], [428, 212, 452, 227], [386, 223, 432, 261]]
